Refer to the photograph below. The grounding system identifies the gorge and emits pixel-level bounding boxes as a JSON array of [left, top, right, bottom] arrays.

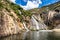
[[0, 0, 60, 39]]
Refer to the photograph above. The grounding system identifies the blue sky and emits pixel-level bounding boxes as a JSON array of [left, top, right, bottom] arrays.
[[10, 0, 60, 10], [39, 0, 60, 7]]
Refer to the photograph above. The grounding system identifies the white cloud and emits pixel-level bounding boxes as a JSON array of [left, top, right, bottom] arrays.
[[23, 0, 28, 2], [10, 0, 15, 3], [20, 0, 42, 10]]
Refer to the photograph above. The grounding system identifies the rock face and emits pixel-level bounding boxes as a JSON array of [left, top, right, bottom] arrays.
[[0, 0, 60, 37], [0, 0, 33, 37], [0, 9, 23, 37], [30, 13, 47, 30], [29, 1, 60, 29], [45, 10, 60, 29], [0, 0, 26, 37]]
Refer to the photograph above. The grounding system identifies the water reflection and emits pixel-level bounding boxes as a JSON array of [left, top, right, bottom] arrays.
[[0, 31, 60, 40]]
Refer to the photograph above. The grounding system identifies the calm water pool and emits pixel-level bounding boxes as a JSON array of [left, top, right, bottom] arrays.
[[0, 30, 60, 40]]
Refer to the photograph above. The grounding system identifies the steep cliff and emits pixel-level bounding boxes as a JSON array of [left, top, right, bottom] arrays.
[[0, 0, 32, 37], [0, 0, 60, 37], [29, 1, 60, 29]]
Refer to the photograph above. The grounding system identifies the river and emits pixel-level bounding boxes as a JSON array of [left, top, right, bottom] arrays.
[[0, 30, 60, 40]]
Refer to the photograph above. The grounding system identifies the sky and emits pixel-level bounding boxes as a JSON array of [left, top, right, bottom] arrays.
[[10, 0, 60, 10]]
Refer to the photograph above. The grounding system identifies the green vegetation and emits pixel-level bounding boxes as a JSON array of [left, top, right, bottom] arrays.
[[29, 1, 60, 30], [0, 0, 32, 22], [21, 10, 32, 17], [9, 2, 32, 21], [10, 2, 23, 15], [0, 2, 3, 9], [43, 1, 60, 10], [5, 7, 10, 12], [10, 3, 32, 17], [9, 14, 14, 17]]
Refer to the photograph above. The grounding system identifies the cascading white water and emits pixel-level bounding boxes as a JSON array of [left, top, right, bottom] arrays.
[[30, 15, 47, 30], [23, 22, 29, 31], [34, 14, 47, 29], [31, 16, 40, 30]]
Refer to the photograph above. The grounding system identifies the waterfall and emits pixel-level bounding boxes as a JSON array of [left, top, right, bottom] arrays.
[[31, 16, 40, 30], [30, 15, 47, 30], [33, 15, 47, 30], [23, 22, 29, 31]]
